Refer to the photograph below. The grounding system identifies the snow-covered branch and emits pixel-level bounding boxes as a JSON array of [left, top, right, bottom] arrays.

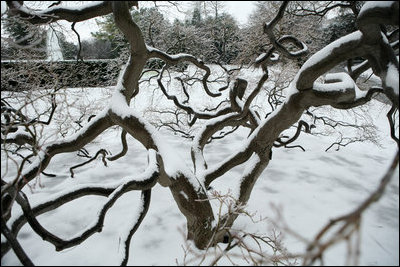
[[1, 1, 398, 264], [6, 1, 138, 24], [5, 149, 158, 256]]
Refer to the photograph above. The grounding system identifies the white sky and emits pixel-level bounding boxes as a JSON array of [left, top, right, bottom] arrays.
[[1, 1, 257, 43]]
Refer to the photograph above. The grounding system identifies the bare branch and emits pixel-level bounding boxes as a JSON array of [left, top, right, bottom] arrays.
[[7, 150, 158, 253], [1, 216, 34, 266], [108, 130, 128, 161], [71, 22, 83, 62], [274, 120, 310, 148], [69, 149, 108, 178], [148, 46, 221, 97], [387, 105, 399, 146]]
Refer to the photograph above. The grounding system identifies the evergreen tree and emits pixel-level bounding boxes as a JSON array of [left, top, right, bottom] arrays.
[[191, 7, 202, 26], [2, 18, 47, 59], [58, 34, 77, 60], [92, 14, 126, 59], [92, 7, 171, 59]]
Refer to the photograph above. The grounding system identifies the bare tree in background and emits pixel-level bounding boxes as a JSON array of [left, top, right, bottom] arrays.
[[1, 1, 398, 266]]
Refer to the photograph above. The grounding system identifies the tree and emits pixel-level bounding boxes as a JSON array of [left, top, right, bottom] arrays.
[[1, 1, 398, 266], [1, 15, 47, 59], [194, 1, 226, 20], [2, 15, 77, 61], [92, 6, 171, 59], [80, 38, 115, 59], [201, 13, 241, 64], [191, 6, 202, 26], [58, 32, 78, 60]]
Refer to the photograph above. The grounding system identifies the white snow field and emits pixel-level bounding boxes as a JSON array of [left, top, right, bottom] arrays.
[[1, 65, 398, 266]]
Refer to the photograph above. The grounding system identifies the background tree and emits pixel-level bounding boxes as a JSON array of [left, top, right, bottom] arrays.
[[1, 16, 47, 60], [92, 6, 171, 59], [92, 3, 240, 64], [80, 39, 114, 59], [91, 13, 128, 59], [190, 5, 202, 26], [58, 32, 77, 60], [201, 13, 241, 64]]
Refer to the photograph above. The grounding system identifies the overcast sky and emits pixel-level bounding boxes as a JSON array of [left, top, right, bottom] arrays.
[[1, 1, 257, 43]]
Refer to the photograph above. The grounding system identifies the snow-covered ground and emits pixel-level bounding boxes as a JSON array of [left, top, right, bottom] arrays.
[[1, 65, 398, 266]]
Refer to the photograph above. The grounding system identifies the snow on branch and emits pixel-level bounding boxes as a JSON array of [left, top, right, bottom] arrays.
[[294, 31, 363, 91], [6, 1, 138, 24], [1, 126, 35, 146], [15, 109, 113, 190], [385, 62, 399, 97], [192, 74, 268, 180], [119, 189, 151, 266], [358, 1, 398, 23], [355, 1, 399, 107], [108, 88, 198, 187], [192, 113, 242, 175], [312, 72, 355, 94], [255, 49, 279, 67], [9, 149, 158, 253], [233, 151, 267, 205]]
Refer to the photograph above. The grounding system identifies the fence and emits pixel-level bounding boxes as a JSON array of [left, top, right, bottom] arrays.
[[1, 59, 121, 91]]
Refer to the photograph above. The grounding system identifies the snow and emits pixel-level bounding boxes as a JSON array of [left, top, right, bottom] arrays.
[[153, 133, 191, 177], [354, 83, 369, 99], [170, 53, 194, 59], [147, 45, 195, 60], [146, 45, 161, 54], [40, 1, 105, 13], [18, 150, 47, 178], [180, 191, 189, 201], [359, 1, 395, 18], [109, 89, 132, 119], [65, 1, 105, 12], [386, 63, 399, 95], [381, 32, 390, 44], [313, 72, 355, 93], [270, 52, 279, 61], [117, 195, 145, 263], [295, 31, 363, 90], [1, 65, 398, 266], [280, 35, 308, 56], [2, 126, 29, 140], [255, 53, 266, 62]]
